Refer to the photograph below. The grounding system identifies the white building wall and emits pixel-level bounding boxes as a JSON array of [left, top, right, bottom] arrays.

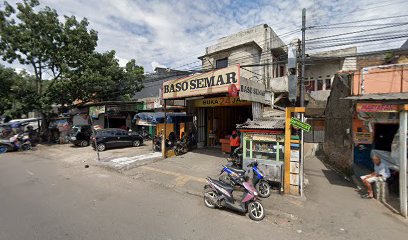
[[201, 24, 286, 92]]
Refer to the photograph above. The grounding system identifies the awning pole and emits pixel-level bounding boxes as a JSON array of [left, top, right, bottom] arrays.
[[162, 100, 167, 159], [399, 110, 407, 218]]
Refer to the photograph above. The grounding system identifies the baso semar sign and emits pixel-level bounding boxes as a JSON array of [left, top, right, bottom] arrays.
[[162, 65, 240, 99], [239, 77, 266, 104]]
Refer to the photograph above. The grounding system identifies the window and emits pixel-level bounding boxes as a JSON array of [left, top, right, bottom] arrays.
[[215, 58, 228, 69], [325, 79, 331, 90], [305, 80, 315, 92], [279, 65, 285, 77], [317, 79, 324, 90]]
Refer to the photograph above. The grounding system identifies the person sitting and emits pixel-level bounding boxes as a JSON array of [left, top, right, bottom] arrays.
[[360, 154, 390, 199], [229, 130, 240, 155]]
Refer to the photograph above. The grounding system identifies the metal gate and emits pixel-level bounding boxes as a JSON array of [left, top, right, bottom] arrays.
[[197, 108, 207, 148]]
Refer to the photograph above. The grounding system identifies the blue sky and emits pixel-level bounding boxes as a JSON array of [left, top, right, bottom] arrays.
[[2, 0, 408, 74]]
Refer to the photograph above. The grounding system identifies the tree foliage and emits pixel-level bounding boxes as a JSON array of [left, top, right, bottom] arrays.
[[0, 65, 41, 117], [0, 0, 144, 116]]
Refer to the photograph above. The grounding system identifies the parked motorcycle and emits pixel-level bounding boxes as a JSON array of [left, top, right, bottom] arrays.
[[219, 161, 271, 198], [139, 130, 151, 140], [203, 176, 265, 221], [0, 133, 32, 153], [227, 146, 243, 168]]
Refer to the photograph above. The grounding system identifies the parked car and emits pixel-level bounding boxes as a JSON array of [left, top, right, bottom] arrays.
[[91, 128, 143, 151], [68, 125, 93, 147]]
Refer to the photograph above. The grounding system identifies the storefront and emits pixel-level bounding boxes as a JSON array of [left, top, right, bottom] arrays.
[[191, 96, 252, 148], [133, 112, 193, 139], [162, 65, 268, 151], [347, 100, 408, 218]]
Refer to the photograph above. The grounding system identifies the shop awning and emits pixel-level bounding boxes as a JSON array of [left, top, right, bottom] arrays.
[[133, 112, 193, 125], [345, 92, 408, 101], [236, 118, 285, 130]]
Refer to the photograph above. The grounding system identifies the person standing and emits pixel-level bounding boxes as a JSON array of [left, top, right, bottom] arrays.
[[229, 130, 240, 154]]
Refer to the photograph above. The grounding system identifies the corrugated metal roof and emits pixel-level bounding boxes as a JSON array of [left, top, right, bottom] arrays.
[[345, 92, 408, 101], [236, 118, 285, 130]]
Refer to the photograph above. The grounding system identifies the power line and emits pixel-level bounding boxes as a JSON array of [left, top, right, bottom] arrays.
[[306, 22, 408, 41], [308, 14, 408, 28]]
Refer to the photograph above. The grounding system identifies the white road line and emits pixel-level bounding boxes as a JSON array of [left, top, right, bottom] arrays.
[[110, 152, 162, 166], [25, 170, 34, 176]]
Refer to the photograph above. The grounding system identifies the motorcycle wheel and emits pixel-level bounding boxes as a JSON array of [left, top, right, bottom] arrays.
[[203, 188, 217, 209], [248, 201, 265, 221], [0, 146, 7, 153], [256, 180, 271, 198]]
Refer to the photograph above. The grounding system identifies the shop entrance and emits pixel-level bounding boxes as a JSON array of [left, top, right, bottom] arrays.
[[374, 123, 399, 151], [203, 106, 252, 147]]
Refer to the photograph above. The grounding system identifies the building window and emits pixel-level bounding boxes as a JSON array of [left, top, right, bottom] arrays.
[[325, 78, 332, 90], [305, 80, 315, 92], [215, 58, 228, 69], [306, 76, 332, 91], [279, 65, 285, 77]]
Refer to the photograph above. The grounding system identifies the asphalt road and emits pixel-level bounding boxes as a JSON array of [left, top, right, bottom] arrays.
[[0, 150, 297, 240]]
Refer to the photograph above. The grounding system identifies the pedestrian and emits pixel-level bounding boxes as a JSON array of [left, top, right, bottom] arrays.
[[360, 154, 390, 199], [229, 130, 240, 154]]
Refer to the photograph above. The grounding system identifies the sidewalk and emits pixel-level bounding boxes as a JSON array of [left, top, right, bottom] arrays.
[[121, 148, 408, 239]]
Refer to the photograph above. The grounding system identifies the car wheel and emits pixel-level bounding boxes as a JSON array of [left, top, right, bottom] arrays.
[[97, 143, 106, 151], [132, 140, 141, 147], [80, 140, 89, 147]]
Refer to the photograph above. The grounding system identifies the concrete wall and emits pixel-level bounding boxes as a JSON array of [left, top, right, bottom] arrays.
[[201, 24, 286, 92], [352, 65, 408, 95], [324, 74, 354, 171]]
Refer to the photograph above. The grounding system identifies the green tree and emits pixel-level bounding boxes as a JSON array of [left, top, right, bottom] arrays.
[[0, 65, 41, 118], [45, 51, 144, 109], [0, 0, 98, 95]]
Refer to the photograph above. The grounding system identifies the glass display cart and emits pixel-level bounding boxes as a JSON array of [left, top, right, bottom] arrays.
[[237, 120, 286, 192]]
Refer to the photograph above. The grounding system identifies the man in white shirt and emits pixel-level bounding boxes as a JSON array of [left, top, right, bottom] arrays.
[[360, 154, 391, 199]]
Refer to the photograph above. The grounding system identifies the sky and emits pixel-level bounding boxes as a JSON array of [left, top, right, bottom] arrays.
[[2, 0, 408, 74]]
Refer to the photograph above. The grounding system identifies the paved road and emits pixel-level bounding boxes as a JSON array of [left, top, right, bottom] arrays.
[[0, 151, 297, 240]]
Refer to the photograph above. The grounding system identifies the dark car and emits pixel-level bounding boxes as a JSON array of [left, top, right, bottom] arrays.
[[68, 125, 93, 147], [91, 128, 143, 151]]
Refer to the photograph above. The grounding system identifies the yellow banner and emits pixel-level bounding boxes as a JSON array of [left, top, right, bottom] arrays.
[[194, 96, 250, 107], [163, 65, 240, 99]]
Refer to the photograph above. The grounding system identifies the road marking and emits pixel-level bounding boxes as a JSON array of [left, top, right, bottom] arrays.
[[140, 166, 207, 184], [110, 152, 162, 167], [25, 170, 34, 176]]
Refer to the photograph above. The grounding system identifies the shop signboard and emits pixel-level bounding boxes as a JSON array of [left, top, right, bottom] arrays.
[[194, 96, 250, 107], [356, 103, 399, 112], [354, 132, 373, 144], [89, 105, 105, 119], [162, 65, 240, 99], [239, 77, 266, 104], [290, 117, 311, 132]]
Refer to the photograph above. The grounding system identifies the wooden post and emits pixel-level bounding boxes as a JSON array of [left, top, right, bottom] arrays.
[[162, 100, 167, 159]]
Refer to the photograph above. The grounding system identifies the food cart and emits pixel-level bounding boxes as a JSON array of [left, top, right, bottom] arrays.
[[237, 118, 285, 191]]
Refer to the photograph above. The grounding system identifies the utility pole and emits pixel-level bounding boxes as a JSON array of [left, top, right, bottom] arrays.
[[301, 8, 306, 107], [299, 8, 306, 197]]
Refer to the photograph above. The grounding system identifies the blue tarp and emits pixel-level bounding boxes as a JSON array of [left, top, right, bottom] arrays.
[[133, 112, 193, 125]]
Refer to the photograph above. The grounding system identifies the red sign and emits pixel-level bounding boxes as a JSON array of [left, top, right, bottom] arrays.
[[356, 103, 398, 112], [228, 84, 238, 97]]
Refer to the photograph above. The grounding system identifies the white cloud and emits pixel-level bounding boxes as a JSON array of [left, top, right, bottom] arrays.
[[151, 61, 167, 71], [116, 56, 129, 67], [2, 0, 407, 73]]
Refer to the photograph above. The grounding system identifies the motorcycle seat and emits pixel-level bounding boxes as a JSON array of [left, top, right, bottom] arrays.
[[210, 178, 234, 192], [228, 166, 246, 175]]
